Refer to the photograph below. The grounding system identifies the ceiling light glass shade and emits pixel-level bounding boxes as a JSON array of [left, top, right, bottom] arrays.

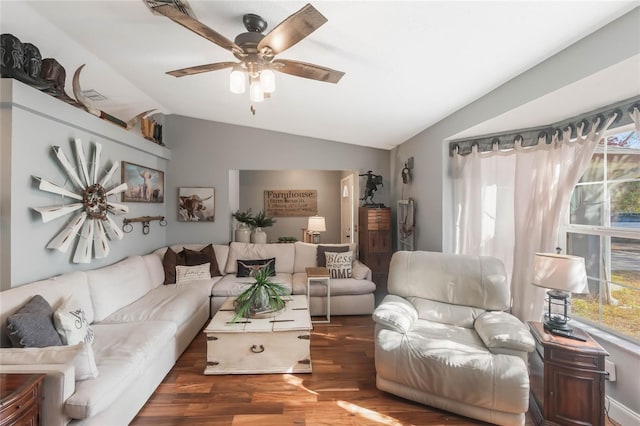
[[260, 69, 276, 93], [229, 69, 246, 94], [249, 80, 264, 103], [531, 253, 589, 293], [307, 215, 326, 232]]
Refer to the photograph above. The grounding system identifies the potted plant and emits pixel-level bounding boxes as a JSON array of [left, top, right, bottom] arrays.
[[249, 210, 276, 244], [232, 209, 253, 243], [231, 267, 289, 322]]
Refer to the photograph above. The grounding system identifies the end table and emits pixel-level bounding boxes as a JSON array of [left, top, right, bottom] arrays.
[[527, 321, 608, 426], [0, 373, 45, 426], [306, 267, 331, 323]]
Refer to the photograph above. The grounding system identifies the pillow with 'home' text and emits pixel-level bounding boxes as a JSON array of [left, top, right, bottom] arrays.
[[325, 251, 353, 279]]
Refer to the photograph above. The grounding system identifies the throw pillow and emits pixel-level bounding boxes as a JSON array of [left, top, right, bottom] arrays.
[[53, 297, 94, 345], [316, 245, 350, 267], [325, 251, 353, 279], [162, 247, 186, 284], [183, 244, 221, 277], [0, 342, 99, 381], [236, 258, 276, 277], [6, 295, 63, 348], [176, 263, 211, 284], [351, 261, 369, 280]]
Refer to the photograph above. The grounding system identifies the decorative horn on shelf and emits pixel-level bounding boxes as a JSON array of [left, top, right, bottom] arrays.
[[122, 216, 167, 235], [72, 64, 156, 129]]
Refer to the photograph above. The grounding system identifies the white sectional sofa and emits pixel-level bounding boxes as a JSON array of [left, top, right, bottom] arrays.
[[0, 241, 375, 425]]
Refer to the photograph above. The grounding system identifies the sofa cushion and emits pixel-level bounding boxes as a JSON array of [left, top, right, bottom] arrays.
[[325, 251, 353, 279], [236, 258, 276, 277], [53, 297, 94, 345], [100, 285, 210, 327], [65, 321, 176, 419], [0, 342, 98, 381], [86, 256, 154, 323], [212, 273, 293, 297], [292, 273, 375, 296], [184, 244, 222, 277], [224, 242, 294, 274], [6, 295, 63, 347], [162, 247, 186, 284], [176, 264, 211, 284], [142, 253, 165, 289], [1, 271, 93, 347]]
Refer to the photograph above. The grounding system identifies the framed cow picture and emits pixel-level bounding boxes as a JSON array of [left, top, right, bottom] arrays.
[[121, 162, 164, 203], [178, 187, 215, 222]]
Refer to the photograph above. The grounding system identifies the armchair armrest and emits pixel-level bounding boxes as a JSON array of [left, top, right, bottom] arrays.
[[0, 363, 75, 426], [474, 311, 535, 354], [372, 295, 418, 334]]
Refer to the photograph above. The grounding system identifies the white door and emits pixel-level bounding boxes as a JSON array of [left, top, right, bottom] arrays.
[[340, 175, 354, 244]]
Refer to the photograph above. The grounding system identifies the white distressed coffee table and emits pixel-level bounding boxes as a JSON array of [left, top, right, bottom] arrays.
[[203, 295, 312, 375]]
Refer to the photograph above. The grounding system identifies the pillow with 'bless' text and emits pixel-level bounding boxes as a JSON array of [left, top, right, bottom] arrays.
[[325, 251, 353, 279]]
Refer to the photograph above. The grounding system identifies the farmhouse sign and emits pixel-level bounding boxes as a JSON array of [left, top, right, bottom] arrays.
[[265, 190, 318, 217]]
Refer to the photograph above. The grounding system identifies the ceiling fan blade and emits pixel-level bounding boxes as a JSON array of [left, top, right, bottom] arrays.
[[167, 61, 237, 77], [153, 4, 242, 53], [258, 4, 327, 56], [272, 59, 344, 84]]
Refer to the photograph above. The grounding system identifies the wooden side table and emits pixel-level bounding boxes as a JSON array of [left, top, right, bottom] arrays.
[[527, 321, 609, 426], [306, 267, 331, 323], [0, 373, 45, 426]]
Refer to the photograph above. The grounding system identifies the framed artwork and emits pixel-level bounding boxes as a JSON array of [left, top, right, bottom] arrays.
[[121, 162, 164, 203], [178, 187, 215, 222]]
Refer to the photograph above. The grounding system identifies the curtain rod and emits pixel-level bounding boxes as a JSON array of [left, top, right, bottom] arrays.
[[448, 96, 640, 156]]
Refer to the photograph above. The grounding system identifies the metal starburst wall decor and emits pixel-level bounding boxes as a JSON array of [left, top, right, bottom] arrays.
[[31, 139, 129, 263]]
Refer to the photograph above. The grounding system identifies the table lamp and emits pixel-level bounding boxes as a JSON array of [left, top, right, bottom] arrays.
[[307, 216, 326, 244], [532, 252, 589, 332]]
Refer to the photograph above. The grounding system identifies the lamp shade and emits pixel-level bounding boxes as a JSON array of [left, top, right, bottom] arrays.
[[307, 216, 326, 232], [531, 253, 588, 294]]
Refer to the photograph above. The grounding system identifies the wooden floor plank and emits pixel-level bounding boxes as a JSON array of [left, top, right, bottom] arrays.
[[132, 315, 529, 425]]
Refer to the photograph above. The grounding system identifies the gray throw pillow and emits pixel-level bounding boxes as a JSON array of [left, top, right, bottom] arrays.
[[316, 245, 350, 267], [6, 295, 63, 348]]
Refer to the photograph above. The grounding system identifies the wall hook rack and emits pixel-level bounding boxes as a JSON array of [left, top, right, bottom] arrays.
[[123, 216, 167, 235]]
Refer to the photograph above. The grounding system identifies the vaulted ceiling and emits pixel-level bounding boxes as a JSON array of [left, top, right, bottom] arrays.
[[2, 1, 638, 149]]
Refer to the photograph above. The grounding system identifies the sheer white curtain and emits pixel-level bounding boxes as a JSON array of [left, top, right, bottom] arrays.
[[453, 115, 616, 321]]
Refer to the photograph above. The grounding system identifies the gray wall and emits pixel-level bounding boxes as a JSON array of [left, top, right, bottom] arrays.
[[389, 8, 640, 418], [1, 80, 169, 288], [164, 115, 389, 246], [239, 170, 346, 244]]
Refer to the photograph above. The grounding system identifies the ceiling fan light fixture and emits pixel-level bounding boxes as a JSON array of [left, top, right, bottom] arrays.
[[249, 79, 264, 103], [229, 68, 246, 94], [260, 69, 276, 93]]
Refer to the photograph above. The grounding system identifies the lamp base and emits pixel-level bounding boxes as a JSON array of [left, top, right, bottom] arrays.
[[544, 290, 573, 332]]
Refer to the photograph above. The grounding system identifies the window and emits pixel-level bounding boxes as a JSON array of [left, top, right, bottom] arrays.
[[564, 125, 640, 343]]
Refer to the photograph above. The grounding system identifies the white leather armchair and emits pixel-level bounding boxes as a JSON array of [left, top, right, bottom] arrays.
[[373, 251, 534, 426]]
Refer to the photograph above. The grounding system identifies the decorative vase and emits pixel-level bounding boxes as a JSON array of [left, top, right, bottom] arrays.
[[251, 227, 267, 244], [235, 223, 251, 243]]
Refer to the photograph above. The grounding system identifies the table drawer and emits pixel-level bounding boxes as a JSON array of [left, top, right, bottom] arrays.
[[205, 330, 311, 375]]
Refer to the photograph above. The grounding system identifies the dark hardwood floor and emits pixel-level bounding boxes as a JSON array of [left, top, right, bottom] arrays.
[[132, 316, 532, 425]]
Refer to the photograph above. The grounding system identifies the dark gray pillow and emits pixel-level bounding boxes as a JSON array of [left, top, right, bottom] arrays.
[[316, 245, 350, 267], [6, 295, 63, 347]]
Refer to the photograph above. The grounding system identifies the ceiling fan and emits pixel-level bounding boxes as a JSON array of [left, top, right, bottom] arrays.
[[148, 1, 345, 106]]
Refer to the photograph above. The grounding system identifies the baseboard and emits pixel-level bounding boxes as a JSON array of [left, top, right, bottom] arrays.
[[606, 396, 640, 425]]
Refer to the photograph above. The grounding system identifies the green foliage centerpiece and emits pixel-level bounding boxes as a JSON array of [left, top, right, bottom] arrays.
[[231, 267, 289, 322]]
